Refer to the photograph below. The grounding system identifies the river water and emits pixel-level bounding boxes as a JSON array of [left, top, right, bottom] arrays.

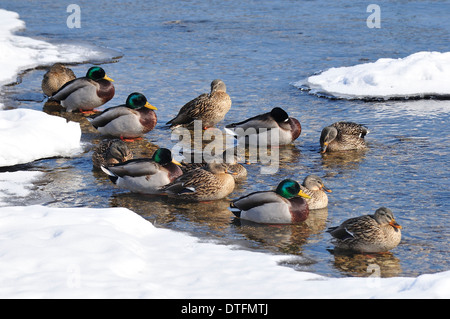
[[1, 0, 449, 278]]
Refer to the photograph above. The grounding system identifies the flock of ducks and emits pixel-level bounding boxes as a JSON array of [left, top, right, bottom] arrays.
[[41, 63, 402, 254]]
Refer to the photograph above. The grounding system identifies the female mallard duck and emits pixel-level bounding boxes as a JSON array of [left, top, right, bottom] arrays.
[[92, 139, 133, 169], [88, 92, 157, 141], [166, 79, 231, 129], [50, 66, 115, 113], [225, 107, 301, 146], [100, 148, 182, 194], [300, 175, 332, 210], [159, 163, 236, 202], [230, 179, 311, 224], [181, 154, 247, 183], [320, 121, 369, 153], [42, 63, 76, 96], [327, 207, 402, 253]]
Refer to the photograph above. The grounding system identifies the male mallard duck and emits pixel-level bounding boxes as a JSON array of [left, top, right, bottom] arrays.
[[92, 139, 133, 169], [50, 66, 115, 113], [225, 107, 301, 146], [100, 148, 182, 194], [320, 121, 369, 153], [166, 79, 231, 129], [42, 63, 76, 96], [88, 92, 157, 141], [230, 179, 311, 224], [160, 163, 236, 201], [300, 175, 332, 210], [327, 207, 402, 253]]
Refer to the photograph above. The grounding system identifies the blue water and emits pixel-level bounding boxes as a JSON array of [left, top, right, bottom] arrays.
[[1, 0, 449, 278]]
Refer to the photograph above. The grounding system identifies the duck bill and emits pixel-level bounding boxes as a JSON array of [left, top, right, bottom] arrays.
[[320, 142, 328, 153], [171, 159, 182, 166], [103, 75, 114, 82], [389, 220, 402, 229], [144, 101, 158, 110], [225, 168, 238, 175], [321, 185, 332, 193], [297, 190, 311, 199]]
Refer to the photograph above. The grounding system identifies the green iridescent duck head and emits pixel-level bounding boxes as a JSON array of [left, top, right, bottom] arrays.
[[86, 66, 114, 82], [152, 148, 181, 166], [125, 92, 157, 110], [275, 179, 311, 199]]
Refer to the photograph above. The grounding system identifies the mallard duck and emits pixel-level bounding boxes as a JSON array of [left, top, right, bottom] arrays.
[[88, 92, 157, 141], [320, 121, 369, 153], [160, 163, 236, 201], [50, 66, 115, 113], [92, 139, 133, 169], [166, 79, 231, 129], [300, 175, 332, 210], [327, 207, 402, 253], [42, 63, 76, 96], [100, 148, 182, 194], [181, 153, 247, 183], [225, 107, 301, 146], [230, 179, 311, 224]]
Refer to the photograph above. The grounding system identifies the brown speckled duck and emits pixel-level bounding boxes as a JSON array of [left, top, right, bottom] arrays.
[[88, 92, 157, 141], [327, 207, 402, 253], [160, 163, 236, 202], [300, 175, 332, 210], [181, 153, 247, 183], [166, 79, 231, 129], [230, 179, 311, 224], [42, 63, 76, 96], [320, 121, 369, 153], [50, 66, 115, 113], [92, 139, 133, 169]]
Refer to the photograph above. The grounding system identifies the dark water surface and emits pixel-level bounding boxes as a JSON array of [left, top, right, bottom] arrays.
[[1, 0, 449, 278]]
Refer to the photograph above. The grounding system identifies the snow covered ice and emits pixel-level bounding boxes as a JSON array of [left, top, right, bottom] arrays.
[[0, 108, 82, 167], [295, 51, 450, 100]]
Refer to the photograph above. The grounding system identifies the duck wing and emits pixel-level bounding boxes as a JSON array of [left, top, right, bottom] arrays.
[[160, 168, 214, 195], [226, 111, 278, 131], [102, 158, 160, 178], [334, 122, 369, 137], [327, 215, 376, 240], [88, 105, 131, 128], [231, 190, 285, 211], [50, 77, 93, 101], [166, 93, 209, 126]]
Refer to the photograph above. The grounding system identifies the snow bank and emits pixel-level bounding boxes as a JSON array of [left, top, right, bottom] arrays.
[[0, 205, 448, 299], [295, 51, 450, 100], [0, 108, 81, 167]]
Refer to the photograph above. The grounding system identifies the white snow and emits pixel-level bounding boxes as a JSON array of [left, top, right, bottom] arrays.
[[0, 108, 82, 167], [0, 8, 448, 299], [295, 51, 450, 100], [0, 205, 448, 299]]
